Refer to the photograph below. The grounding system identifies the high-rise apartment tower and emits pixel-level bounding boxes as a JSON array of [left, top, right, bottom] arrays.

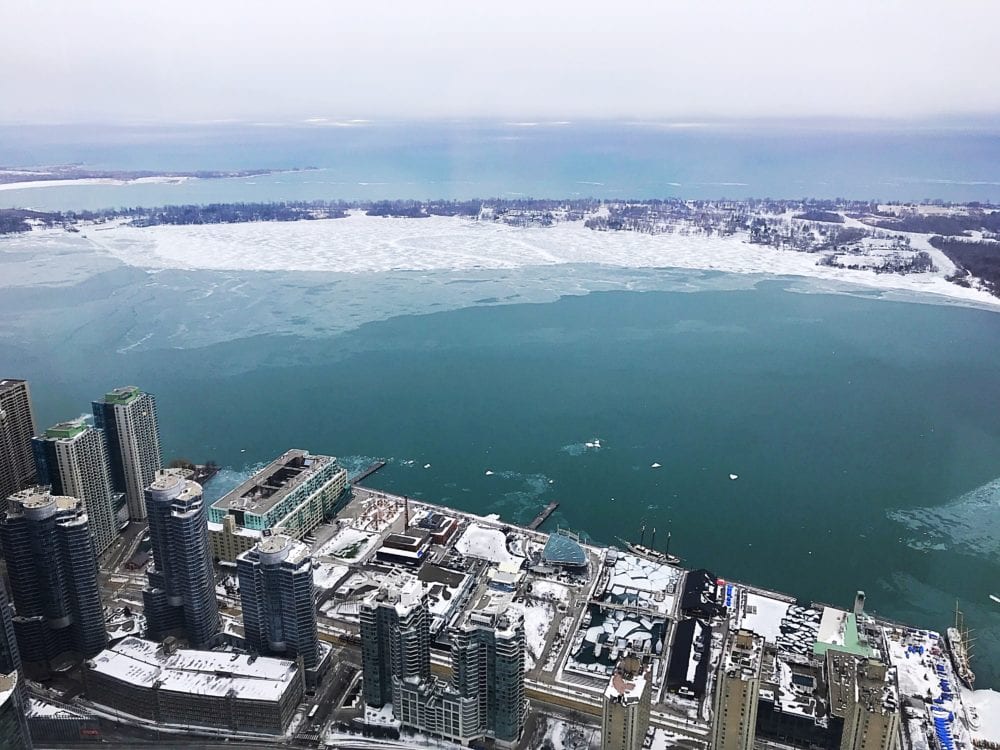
[[237, 533, 319, 669], [92, 386, 161, 521], [0, 489, 107, 675], [142, 469, 220, 648], [0, 380, 37, 514], [32, 419, 118, 556]]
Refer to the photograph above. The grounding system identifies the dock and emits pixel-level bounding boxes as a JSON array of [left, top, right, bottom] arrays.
[[350, 460, 387, 485], [528, 501, 560, 530]]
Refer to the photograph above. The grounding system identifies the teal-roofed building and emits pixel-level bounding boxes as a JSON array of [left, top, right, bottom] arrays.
[[542, 529, 587, 569], [813, 608, 875, 659]]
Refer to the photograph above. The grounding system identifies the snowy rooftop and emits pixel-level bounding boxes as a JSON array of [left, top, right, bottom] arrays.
[[315, 526, 378, 562], [253, 533, 311, 566], [604, 657, 649, 704], [815, 607, 873, 657], [736, 589, 794, 644], [598, 552, 679, 616], [88, 636, 299, 702], [455, 523, 523, 566], [363, 570, 426, 618], [722, 630, 763, 680], [0, 673, 15, 707]]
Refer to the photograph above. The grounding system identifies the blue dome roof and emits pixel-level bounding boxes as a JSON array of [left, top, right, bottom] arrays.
[[542, 530, 586, 567]]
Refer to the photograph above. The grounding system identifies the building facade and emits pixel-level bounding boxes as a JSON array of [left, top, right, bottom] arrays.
[[0, 489, 107, 676], [142, 470, 221, 648], [92, 386, 161, 521], [711, 629, 764, 750], [829, 652, 900, 750], [32, 419, 118, 556], [360, 575, 432, 708], [83, 636, 303, 735], [209, 514, 259, 563], [237, 533, 319, 669], [0, 672, 32, 750], [0, 379, 37, 513], [601, 654, 652, 750], [450, 607, 527, 746], [0, 582, 23, 704], [208, 450, 347, 561]]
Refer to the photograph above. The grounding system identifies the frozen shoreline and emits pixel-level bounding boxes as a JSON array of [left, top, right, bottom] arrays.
[[0, 175, 195, 191], [76, 213, 1000, 312]]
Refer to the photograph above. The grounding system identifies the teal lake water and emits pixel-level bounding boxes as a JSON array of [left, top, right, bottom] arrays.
[[4, 265, 1000, 685], [4, 120, 1000, 209]]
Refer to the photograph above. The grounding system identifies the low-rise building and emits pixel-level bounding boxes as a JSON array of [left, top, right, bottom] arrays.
[[208, 450, 347, 561], [82, 636, 303, 735]]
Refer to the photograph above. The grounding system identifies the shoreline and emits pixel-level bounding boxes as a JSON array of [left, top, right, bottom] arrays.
[[0, 175, 195, 191]]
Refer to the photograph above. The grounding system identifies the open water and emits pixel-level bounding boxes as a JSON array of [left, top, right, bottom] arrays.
[[2, 120, 1000, 209]]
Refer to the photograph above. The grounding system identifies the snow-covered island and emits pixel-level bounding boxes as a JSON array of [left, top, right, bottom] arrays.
[[2, 197, 999, 309]]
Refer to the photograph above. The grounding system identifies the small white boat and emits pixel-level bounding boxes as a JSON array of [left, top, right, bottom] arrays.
[[423, 463, 431, 469], [651, 462, 662, 469], [485, 470, 494, 476], [729, 473, 739, 480], [990, 594, 1000, 605]]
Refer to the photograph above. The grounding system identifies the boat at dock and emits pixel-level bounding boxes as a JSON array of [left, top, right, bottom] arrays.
[[618, 539, 681, 565], [946, 601, 975, 689]]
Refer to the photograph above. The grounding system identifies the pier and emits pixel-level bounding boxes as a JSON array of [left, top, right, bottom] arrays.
[[528, 501, 560, 530], [350, 460, 387, 485]]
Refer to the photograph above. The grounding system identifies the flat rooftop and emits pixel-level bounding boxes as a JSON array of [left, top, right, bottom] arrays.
[[100, 386, 143, 405], [814, 608, 874, 658], [87, 636, 299, 702], [212, 449, 337, 515], [723, 629, 764, 680], [43, 417, 89, 440], [8, 488, 80, 520], [605, 658, 649, 703], [255, 533, 311, 566], [0, 378, 27, 393]]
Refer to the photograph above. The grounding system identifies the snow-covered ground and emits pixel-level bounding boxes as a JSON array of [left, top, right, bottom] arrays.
[[513, 599, 556, 669], [78, 214, 1000, 309], [531, 579, 571, 605], [537, 717, 600, 750]]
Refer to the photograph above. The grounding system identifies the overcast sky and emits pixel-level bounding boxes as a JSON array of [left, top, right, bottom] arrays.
[[2, 0, 999, 124]]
